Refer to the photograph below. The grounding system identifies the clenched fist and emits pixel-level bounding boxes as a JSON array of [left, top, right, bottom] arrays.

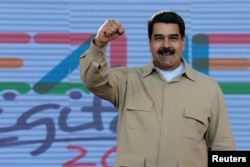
[[94, 19, 125, 48]]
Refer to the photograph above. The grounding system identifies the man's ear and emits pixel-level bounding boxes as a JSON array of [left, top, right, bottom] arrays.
[[149, 38, 152, 52], [182, 37, 185, 51]]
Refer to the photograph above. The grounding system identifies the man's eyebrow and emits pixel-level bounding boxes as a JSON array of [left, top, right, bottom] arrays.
[[153, 34, 180, 38], [153, 34, 164, 37], [169, 34, 179, 37]]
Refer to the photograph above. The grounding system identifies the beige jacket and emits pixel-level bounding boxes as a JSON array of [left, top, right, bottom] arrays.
[[80, 40, 235, 167]]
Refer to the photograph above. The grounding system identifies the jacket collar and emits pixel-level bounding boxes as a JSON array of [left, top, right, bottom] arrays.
[[140, 58, 197, 82]]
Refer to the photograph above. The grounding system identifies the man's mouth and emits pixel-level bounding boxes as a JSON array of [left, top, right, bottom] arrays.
[[157, 47, 175, 56]]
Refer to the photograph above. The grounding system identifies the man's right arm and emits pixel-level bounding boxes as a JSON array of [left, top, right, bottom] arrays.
[[79, 39, 113, 100], [80, 39, 128, 107], [79, 19, 126, 104]]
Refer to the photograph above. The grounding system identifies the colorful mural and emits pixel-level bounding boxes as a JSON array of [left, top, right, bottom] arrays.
[[0, 0, 250, 166]]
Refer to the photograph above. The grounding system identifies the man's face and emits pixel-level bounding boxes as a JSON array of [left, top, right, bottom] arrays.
[[149, 23, 185, 70]]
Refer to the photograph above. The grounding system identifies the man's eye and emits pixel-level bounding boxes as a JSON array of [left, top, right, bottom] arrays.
[[170, 36, 178, 40], [170, 37, 176, 40], [155, 37, 163, 40]]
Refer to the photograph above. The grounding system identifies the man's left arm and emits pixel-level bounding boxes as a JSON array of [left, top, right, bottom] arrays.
[[206, 83, 236, 150]]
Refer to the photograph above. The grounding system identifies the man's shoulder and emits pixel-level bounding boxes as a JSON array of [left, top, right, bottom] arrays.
[[112, 64, 148, 73], [109, 65, 142, 76], [191, 68, 219, 86]]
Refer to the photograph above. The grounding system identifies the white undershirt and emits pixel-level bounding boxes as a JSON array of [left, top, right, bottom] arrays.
[[157, 62, 184, 82]]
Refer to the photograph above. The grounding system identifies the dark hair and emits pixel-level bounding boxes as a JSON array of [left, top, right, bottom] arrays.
[[148, 10, 185, 40]]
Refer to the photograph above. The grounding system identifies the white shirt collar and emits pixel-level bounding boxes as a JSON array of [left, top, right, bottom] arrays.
[[157, 62, 184, 82]]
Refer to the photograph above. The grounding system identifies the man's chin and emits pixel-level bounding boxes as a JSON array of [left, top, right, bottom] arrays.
[[158, 63, 174, 70], [158, 54, 174, 62]]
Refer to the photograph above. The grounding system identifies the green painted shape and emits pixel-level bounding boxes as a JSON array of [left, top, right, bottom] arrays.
[[1, 82, 249, 95], [47, 82, 91, 94], [192, 58, 209, 70], [0, 82, 31, 94], [219, 83, 250, 94]]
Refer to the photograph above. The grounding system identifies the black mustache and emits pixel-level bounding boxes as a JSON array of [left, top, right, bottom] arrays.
[[157, 47, 175, 55]]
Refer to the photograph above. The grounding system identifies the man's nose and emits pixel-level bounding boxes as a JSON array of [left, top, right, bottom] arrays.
[[163, 38, 171, 47]]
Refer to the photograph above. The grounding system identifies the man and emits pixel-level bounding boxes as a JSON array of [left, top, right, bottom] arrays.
[[80, 10, 235, 167]]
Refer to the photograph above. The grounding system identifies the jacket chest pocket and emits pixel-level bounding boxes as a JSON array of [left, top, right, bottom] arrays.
[[126, 99, 153, 130], [182, 108, 209, 142]]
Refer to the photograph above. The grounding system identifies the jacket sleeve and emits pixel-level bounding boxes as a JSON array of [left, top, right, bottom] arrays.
[[206, 83, 236, 150], [79, 39, 127, 106]]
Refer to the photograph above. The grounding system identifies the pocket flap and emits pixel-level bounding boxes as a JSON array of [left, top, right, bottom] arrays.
[[184, 108, 205, 124], [127, 98, 153, 111], [117, 152, 145, 167]]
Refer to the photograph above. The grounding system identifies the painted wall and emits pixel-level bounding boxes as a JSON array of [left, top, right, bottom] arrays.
[[0, 0, 250, 166]]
